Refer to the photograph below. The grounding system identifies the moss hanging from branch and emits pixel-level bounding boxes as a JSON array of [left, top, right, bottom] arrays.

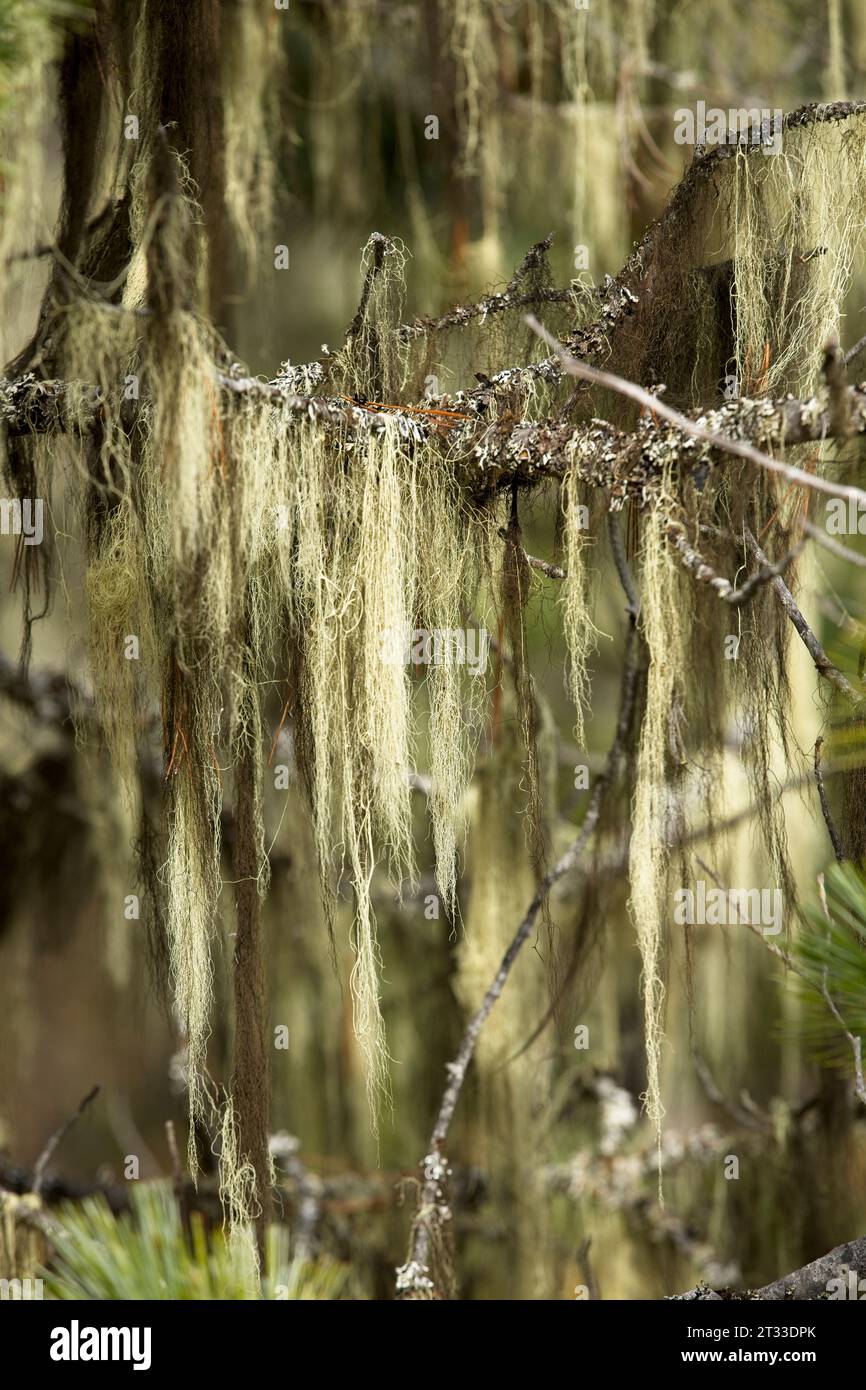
[[559, 463, 600, 749], [628, 501, 688, 1172], [730, 122, 866, 397], [501, 495, 550, 897], [227, 679, 272, 1255], [332, 234, 411, 402], [415, 470, 486, 921], [284, 409, 490, 1123]]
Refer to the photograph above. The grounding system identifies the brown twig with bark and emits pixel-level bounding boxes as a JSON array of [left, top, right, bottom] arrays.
[[398, 560, 643, 1298]]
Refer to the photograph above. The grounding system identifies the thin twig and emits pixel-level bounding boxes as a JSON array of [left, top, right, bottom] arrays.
[[526, 315, 866, 512], [496, 529, 566, 579], [844, 332, 866, 367], [745, 530, 864, 706], [524, 551, 566, 581], [691, 1053, 770, 1133], [693, 858, 796, 973], [814, 737, 845, 862], [32, 1086, 100, 1198], [802, 518, 866, 568], [607, 510, 641, 617], [401, 610, 641, 1296]]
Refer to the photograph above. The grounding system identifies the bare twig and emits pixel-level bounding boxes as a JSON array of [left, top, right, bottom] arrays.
[[801, 518, 866, 568], [523, 551, 566, 580], [745, 530, 864, 706], [32, 1086, 100, 1198], [691, 1053, 770, 1133], [496, 529, 565, 579], [400, 608, 642, 1297], [607, 510, 641, 617], [693, 858, 796, 973], [814, 737, 845, 862], [844, 332, 866, 367]]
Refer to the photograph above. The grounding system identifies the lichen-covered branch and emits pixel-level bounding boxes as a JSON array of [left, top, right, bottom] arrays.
[[667, 521, 805, 607], [525, 314, 866, 511], [674, 1233, 866, 1300], [398, 230, 580, 344], [6, 370, 866, 510]]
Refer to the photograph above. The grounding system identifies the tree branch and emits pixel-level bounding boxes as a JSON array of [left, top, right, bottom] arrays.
[[6, 367, 866, 510], [526, 315, 866, 512], [667, 521, 805, 606], [745, 531, 865, 707], [397, 610, 642, 1298], [674, 1233, 866, 1300], [32, 1087, 100, 1199], [814, 737, 845, 863]]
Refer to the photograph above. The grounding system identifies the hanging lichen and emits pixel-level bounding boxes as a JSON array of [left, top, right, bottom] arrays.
[[222, 0, 281, 273], [730, 122, 866, 398], [628, 500, 688, 1173], [560, 463, 600, 749], [281, 406, 491, 1124]]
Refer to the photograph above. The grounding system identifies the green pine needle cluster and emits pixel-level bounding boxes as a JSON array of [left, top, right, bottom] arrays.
[[42, 1182, 350, 1302], [790, 862, 866, 1071]]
